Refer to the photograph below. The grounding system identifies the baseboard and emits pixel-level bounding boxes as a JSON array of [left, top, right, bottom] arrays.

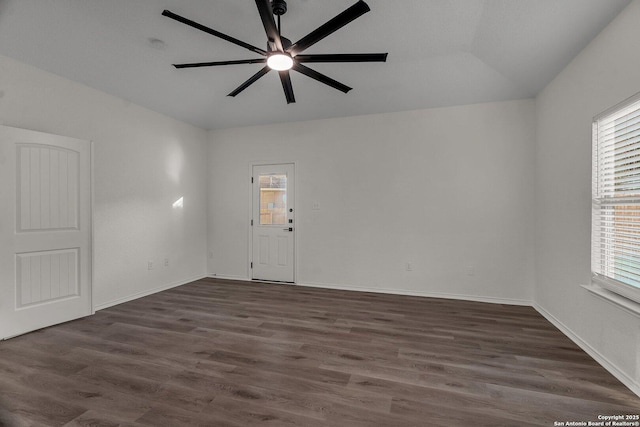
[[94, 274, 207, 311], [206, 275, 531, 306], [208, 274, 251, 282], [297, 281, 532, 306], [533, 302, 640, 398]]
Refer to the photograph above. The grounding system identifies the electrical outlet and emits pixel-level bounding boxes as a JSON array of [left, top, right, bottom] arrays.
[[147, 261, 153, 270], [406, 262, 413, 271], [466, 265, 475, 276], [164, 258, 169, 267], [312, 201, 320, 210]]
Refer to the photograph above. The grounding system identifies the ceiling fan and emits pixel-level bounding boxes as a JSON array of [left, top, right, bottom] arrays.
[[162, 0, 388, 104]]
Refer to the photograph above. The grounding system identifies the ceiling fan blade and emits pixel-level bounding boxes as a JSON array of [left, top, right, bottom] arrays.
[[288, 0, 370, 56], [295, 53, 388, 63], [292, 63, 352, 93], [174, 59, 267, 69], [228, 66, 271, 97], [162, 10, 267, 56], [254, 0, 284, 52], [279, 71, 296, 104]]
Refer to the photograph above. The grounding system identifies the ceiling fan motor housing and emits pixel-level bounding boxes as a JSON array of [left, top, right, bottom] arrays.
[[267, 36, 292, 52], [272, 0, 287, 16]]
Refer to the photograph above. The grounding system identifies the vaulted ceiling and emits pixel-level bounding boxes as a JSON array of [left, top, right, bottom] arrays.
[[0, 0, 631, 129]]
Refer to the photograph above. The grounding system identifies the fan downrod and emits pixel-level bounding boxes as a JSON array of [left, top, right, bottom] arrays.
[[272, 0, 287, 16]]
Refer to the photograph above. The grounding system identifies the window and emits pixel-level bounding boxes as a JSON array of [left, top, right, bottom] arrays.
[[592, 93, 640, 304], [259, 174, 287, 225]]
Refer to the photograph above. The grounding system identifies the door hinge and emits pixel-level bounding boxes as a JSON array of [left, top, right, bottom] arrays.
[[251, 219, 253, 226], [251, 177, 254, 183], [251, 262, 253, 269]]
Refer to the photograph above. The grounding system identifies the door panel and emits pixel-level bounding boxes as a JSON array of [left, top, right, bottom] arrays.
[[277, 236, 288, 266], [18, 144, 79, 231], [16, 248, 79, 307], [0, 126, 92, 340], [259, 234, 269, 265], [252, 164, 295, 282]]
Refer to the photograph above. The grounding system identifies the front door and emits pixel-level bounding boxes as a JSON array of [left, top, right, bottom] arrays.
[[0, 126, 92, 340], [252, 164, 295, 282]]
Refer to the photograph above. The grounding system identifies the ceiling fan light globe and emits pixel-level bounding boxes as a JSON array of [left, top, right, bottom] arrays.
[[267, 54, 294, 71]]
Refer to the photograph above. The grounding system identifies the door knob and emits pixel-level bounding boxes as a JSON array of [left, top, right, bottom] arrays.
[[282, 227, 293, 232]]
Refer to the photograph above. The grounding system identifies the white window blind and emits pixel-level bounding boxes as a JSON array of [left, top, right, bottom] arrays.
[[592, 94, 640, 304]]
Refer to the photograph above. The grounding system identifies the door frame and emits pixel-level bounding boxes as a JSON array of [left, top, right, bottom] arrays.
[[247, 161, 298, 284], [90, 140, 95, 314]]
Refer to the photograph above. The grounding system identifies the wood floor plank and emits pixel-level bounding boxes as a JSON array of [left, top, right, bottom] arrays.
[[2, 369, 151, 422], [63, 409, 141, 427], [199, 395, 329, 427], [167, 369, 331, 421], [0, 278, 638, 426], [0, 377, 87, 427], [134, 404, 240, 427]]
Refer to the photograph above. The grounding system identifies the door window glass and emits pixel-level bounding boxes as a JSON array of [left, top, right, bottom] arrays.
[[259, 174, 287, 225]]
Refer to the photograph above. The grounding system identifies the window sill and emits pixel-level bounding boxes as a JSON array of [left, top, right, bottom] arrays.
[[582, 284, 640, 317]]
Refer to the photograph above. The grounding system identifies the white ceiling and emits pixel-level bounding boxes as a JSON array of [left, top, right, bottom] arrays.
[[0, 0, 631, 130]]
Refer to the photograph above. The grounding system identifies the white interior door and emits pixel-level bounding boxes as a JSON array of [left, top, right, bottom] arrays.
[[0, 126, 92, 340], [252, 164, 295, 282]]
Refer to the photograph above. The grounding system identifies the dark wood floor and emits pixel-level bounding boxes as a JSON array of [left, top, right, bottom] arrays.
[[0, 278, 638, 426]]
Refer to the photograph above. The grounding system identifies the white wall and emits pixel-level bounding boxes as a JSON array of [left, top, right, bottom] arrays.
[[535, 0, 640, 394], [208, 99, 536, 304], [0, 54, 208, 309]]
